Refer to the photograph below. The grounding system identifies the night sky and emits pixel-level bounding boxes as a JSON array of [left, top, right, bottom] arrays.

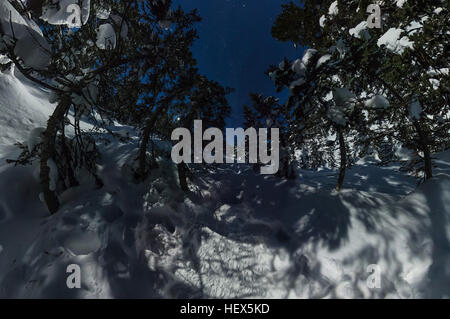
[[173, 0, 302, 127]]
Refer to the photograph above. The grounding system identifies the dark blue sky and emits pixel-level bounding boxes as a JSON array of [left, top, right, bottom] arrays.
[[173, 0, 301, 127]]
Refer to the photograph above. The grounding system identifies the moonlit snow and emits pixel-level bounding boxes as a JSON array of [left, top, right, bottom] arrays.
[[0, 0, 448, 300], [0, 69, 449, 298]]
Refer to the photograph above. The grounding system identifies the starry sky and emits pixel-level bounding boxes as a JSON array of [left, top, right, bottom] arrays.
[[172, 0, 302, 127]]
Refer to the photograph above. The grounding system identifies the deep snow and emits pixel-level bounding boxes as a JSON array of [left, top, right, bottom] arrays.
[[0, 68, 449, 298]]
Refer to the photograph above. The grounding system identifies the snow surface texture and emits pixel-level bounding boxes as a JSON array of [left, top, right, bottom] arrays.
[[0, 71, 449, 298], [0, 1, 51, 70], [0, 68, 55, 149]]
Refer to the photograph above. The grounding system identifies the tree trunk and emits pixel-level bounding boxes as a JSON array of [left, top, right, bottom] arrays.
[[40, 95, 72, 214], [136, 124, 152, 181], [374, 76, 433, 180], [336, 128, 347, 192], [178, 162, 189, 192], [136, 105, 168, 181], [413, 120, 433, 180], [60, 125, 79, 188]]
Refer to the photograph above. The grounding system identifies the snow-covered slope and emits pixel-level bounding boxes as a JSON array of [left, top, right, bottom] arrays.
[[0, 71, 449, 298], [0, 67, 55, 149]]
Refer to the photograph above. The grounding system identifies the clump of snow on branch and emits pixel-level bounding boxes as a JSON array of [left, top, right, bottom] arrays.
[[301, 49, 318, 66], [316, 54, 332, 69], [328, 88, 357, 126], [349, 21, 371, 40], [289, 49, 318, 91], [328, 1, 339, 16], [377, 28, 414, 55], [291, 49, 317, 75], [290, 78, 306, 91], [434, 7, 443, 15], [96, 23, 116, 49], [364, 95, 390, 109], [319, 15, 326, 28], [396, 0, 408, 8]]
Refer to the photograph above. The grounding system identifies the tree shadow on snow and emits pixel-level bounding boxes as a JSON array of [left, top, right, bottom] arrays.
[[423, 178, 450, 298]]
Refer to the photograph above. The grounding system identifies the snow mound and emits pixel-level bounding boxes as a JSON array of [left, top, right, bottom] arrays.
[[0, 72, 449, 299], [0, 71, 55, 148]]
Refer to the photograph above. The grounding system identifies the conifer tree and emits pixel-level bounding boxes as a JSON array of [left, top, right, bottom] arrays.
[[269, 0, 449, 187], [1, 0, 228, 212]]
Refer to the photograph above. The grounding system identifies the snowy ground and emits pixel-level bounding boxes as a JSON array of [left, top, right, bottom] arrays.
[[0, 69, 449, 298]]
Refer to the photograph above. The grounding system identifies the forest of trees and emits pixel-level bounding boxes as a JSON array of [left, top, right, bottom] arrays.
[[1, 0, 449, 214]]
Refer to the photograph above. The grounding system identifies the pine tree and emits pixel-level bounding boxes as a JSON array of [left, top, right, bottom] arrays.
[[244, 93, 294, 178], [269, 0, 449, 187], [0, 0, 229, 212], [169, 75, 232, 190]]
